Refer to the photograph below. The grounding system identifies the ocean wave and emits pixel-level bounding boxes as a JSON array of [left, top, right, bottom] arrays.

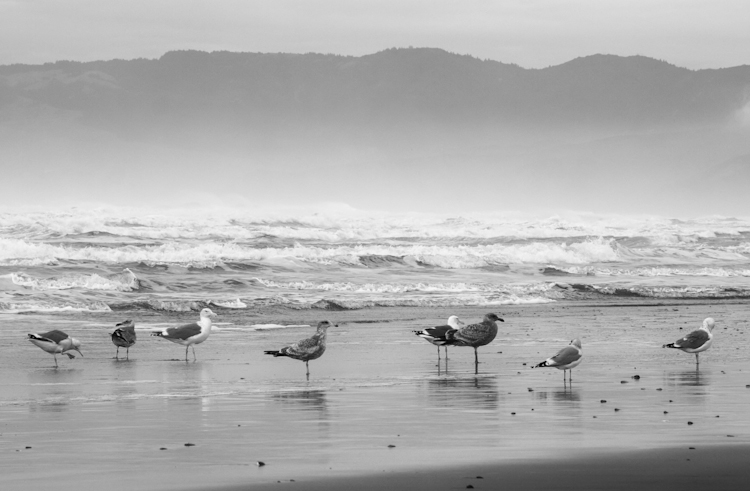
[[253, 278, 559, 296], [210, 298, 248, 309], [3, 207, 750, 243], [8, 268, 139, 291], [309, 295, 556, 310], [548, 266, 750, 277], [0, 301, 112, 313], [0, 237, 622, 267], [556, 283, 750, 299]]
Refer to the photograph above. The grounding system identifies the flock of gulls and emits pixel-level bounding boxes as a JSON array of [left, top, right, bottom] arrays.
[[26, 309, 716, 381]]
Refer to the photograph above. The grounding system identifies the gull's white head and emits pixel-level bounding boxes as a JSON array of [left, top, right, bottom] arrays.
[[570, 338, 582, 349], [200, 308, 217, 318], [447, 315, 464, 329], [69, 337, 83, 357], [702, 318, 715, 332]]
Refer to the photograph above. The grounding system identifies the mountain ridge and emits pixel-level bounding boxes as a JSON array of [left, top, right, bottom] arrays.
[[1, 47, 749, 213]]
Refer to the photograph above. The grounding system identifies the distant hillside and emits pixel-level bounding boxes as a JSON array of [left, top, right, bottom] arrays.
[[2, 48, 748, 132], [0, 48, 749, 214]]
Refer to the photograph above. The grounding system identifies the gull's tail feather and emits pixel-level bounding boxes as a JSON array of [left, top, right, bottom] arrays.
[[264, 350, 287, 357]]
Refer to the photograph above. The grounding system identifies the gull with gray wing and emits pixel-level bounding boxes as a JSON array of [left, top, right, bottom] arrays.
[[534, 338, 583, 383], [413, 315, 464, 362], [663, 317, 715, 366], [28, 330, 83, 367], [151, 308, 217, 361]]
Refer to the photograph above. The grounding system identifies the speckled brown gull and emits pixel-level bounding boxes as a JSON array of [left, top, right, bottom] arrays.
[[444, 313, 504, 372], [265, 320, 334, 380], [111, 319, 136, 359]]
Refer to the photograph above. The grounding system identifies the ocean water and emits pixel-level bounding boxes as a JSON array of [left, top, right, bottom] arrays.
[[1, 205, 749, 314]]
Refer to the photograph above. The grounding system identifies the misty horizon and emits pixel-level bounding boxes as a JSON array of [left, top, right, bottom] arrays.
[[1, 47, 748, 216]]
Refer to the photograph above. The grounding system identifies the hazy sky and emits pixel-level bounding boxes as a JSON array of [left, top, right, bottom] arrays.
[[1, 0, 748, 69]]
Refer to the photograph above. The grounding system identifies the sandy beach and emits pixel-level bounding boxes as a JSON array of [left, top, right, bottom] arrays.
[[2, 299, 750, 490]]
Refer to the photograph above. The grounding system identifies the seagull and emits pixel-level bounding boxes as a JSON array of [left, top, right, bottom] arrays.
[[413, 315, 464, 361], [663, 317, 715, 366], [444, 313, 504, 372], [151, 308, 217, 361], [534, 338, 583, 382], [27, 330, 83, 367], [111, 319, 136, 359], [264, 320, 334, 380]]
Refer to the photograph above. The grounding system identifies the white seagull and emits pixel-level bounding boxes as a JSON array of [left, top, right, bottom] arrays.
[[151, 308, 217, 361], [413, 315, 464, 361], [663, 317, 715, 366], [111, 319, 136, 359], [28, 330, 83, 367], [534, 338, 583, 382], [264, 320, 333, 380]]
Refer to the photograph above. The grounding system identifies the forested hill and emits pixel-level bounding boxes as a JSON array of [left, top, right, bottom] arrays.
[[2, 48, 748, 133]]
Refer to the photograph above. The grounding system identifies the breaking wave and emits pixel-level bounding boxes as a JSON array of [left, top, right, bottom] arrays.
[[8, 268, 139, 291]]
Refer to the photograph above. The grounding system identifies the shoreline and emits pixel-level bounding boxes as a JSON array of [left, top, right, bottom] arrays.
[[229, 444, 750, 491], [2, 298, 749, 491]]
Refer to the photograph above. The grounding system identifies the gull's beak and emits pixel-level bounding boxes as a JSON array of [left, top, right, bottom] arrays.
[[75, 348, 83, 357], [497, 318, 505, 322]]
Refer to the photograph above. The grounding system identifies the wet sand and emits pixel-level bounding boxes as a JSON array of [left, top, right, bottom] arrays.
[[1, 299, 749, 490]]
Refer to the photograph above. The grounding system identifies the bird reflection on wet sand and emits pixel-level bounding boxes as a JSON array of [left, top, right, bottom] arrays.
[[665, 369, 710, 388], [271, 389, 328, 413], [425, 376, 499, 411]]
